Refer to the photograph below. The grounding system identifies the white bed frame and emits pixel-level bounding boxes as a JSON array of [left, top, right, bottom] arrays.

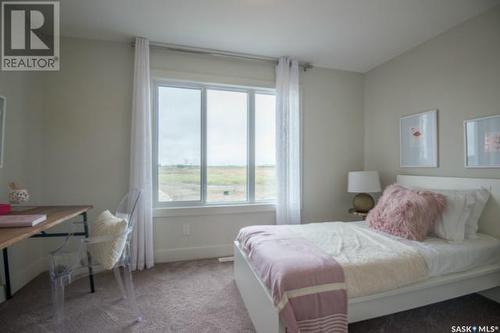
[[234, 175, 500, 333]]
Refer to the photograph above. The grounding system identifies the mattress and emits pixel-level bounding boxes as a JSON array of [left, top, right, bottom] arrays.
[[352, 221, 500, 277]]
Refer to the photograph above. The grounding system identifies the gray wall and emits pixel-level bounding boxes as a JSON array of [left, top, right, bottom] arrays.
[[301, 68, 364, 222], [0, 73, 44, 203], [0, 72, 46, 298], [364, 5, 500, 185], [42, 38, 133, 215]]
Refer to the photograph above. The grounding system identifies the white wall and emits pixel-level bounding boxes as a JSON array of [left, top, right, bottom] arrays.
[[0, 72, 46, 299], [301, 68, 364, 222], [364, 5, 500, 185], [0, 73, 44, 203], [42, 38, 133, 214]]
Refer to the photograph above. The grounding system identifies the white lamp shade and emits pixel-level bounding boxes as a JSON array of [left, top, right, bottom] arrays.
[[348, 171, 381, 193]]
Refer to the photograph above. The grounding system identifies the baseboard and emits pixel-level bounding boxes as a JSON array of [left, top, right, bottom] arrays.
[[155, 244, 233, 263], [0, 257, 46, 303], [479, 287, 500, 303]]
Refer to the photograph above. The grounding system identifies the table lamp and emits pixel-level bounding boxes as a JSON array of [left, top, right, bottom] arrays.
[[348, 171, 381, 213]]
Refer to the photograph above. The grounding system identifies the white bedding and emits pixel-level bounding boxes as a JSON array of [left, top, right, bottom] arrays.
[[353, 221, 500, 277], [400, 232, 500, 276], [285, 221, 500, 298], [286, 222, 428, 298]]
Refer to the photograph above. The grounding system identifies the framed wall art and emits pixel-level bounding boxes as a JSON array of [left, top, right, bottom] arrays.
[[464, 114, 500, 168], [400, 109, 438, 168]]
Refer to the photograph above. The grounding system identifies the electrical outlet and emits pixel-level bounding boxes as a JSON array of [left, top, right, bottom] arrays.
[[182, 223, 191, 236]]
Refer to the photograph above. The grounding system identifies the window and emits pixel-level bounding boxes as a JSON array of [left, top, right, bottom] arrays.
[[157, 87, 201, 202], [154, 81, 277, 207]]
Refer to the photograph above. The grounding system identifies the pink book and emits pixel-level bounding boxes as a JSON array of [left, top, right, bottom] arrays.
[[0, 214, 47, 227]]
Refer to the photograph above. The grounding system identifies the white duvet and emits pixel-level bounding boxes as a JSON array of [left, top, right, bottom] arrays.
[[286, 221, 500, 298], [286, 222, 428, 298]]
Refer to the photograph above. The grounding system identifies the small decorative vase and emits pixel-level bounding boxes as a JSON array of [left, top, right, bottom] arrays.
[[8, 182, 30, 205]]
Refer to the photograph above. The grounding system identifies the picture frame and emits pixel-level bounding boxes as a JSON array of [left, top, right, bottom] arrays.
[[400, 109, 438, 168], [0, 96, 5, 168], [464, 114, 500, 168]]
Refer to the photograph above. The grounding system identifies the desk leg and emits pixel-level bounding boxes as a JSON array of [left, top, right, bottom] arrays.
[[2, 248, 11, 300], [82, 212, 95, 293]]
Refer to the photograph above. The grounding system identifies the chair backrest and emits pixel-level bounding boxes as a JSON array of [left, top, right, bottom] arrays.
[[49, 189, 143, 277], [115, 188, 142, 243]]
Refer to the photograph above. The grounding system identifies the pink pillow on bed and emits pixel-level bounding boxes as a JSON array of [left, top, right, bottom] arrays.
[[367, 184, 447, 241]]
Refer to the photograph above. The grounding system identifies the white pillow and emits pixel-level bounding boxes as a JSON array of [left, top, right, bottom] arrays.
[[431, 189, 475, 242], [90, 210, 128, 270], [464, 188, 490, 239]]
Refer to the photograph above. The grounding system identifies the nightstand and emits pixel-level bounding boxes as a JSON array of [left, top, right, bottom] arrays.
[[348, 208, 368, 220]]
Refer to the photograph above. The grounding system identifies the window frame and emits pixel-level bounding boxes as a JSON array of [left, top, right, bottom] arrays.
[[152, 79, 276, 208]]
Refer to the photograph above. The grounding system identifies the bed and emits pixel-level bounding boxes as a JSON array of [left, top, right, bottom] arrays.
[[233, 175, 500, 333]]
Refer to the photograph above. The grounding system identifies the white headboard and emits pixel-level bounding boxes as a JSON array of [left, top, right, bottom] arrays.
[[397, 175, 500, 239]]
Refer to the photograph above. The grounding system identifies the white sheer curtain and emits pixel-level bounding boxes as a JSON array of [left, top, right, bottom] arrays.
[[275, 57, 301, 225], [130, 37, 154, 270]]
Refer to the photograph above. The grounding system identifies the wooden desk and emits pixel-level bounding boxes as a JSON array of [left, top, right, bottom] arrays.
[[0, 206, 94, 299]]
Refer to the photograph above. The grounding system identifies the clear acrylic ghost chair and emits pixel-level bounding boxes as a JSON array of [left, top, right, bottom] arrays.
[[49, 189, 143, 331]]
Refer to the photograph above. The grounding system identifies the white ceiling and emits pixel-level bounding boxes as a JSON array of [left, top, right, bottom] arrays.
[[60, 0, 500, 72]]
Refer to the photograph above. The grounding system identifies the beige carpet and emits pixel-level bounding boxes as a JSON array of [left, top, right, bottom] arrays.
[[0, 260, 254, 333], [0, 259, 498, 332]]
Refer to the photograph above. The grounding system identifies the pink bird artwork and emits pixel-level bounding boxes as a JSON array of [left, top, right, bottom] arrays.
[[484, 132, 500, 153], [410, 127, 422, 138]]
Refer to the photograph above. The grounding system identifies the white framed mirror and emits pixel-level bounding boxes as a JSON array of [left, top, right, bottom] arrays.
[[0, 96, 5, 168]]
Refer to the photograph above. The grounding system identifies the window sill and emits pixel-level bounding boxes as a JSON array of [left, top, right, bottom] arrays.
[[153, 203, 276, 218]]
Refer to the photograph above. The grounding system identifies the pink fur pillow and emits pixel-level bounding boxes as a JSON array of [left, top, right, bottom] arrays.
[[367, 184, 447, 241]]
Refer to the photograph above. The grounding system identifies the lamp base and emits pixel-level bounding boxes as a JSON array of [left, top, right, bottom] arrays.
[[352, 193, 375, 213]]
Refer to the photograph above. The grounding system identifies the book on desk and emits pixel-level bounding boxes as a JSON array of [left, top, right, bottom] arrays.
[[0, 214, 47, 227]]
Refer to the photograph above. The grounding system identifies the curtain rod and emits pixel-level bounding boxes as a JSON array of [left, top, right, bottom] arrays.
[[131, 40, 313, 71]]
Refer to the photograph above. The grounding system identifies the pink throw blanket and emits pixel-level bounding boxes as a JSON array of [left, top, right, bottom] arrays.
[[237, 225, 347, 333]]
